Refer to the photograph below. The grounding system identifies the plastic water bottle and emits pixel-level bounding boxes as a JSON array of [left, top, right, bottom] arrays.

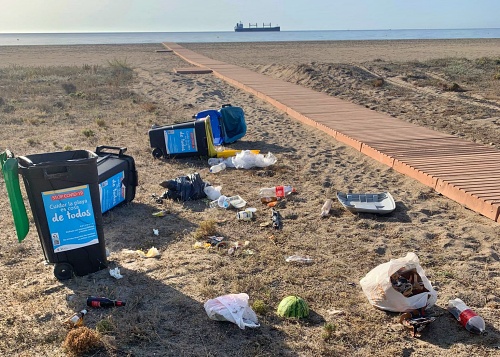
[[259, 185, 295, 198], [208, 158, 223, 166], [321, 199, 333, 217], [209, 162, 226, 173], [217, 195, 230, 209], [448, 298, 486, 334]]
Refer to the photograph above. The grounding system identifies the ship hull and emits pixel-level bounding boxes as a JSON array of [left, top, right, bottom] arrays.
[[234, 27, 280, 32]]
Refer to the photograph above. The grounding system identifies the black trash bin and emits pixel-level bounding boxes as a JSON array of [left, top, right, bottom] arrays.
[[148, 117, 216, 159], [18, 150, 107, 280]]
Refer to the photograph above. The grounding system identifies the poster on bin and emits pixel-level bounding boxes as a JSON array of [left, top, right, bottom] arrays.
[[99, 171, 126, 213], [41, 185, 99, 253], [164, 127, 198, 154]]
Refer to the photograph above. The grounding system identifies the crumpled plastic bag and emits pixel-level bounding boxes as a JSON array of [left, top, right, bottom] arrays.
[[159, 172, 208, 201], [136, 247, 160, 258], [359, 252, 437, 312], [109, 267, 123, 279], [231, 151, 277, 169], [204, 293, 260, 329]]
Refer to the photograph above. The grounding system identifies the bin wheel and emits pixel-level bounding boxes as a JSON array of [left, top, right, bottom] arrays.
[[152, 148, 163, 159], [54, 262, 74, 280]]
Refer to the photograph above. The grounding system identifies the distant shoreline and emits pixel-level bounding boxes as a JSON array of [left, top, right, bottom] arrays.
[[1, 39, 500, 69], [1, 28, 499, 46]]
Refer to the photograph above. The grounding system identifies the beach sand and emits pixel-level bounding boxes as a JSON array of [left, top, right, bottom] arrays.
[[0, 40, 499, 356]]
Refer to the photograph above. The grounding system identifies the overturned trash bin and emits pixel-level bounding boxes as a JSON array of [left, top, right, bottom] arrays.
[[18, 150, 107, 280], [149, 117, 217, 159]]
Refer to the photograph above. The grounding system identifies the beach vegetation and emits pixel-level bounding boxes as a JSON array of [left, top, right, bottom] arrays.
[[69, 91, 86, 98], [61, 82, 77, 94], [192, 220, 217, 240], [26, 138, 39, 146], [322, 322, 336, 341], [82, 128, 95, 138], [95, 118, 106, 127], [2, 104, 15, 113], [140, 101, 157, 113], [252, 299, 268, 314], [107, 58, 134, 86]]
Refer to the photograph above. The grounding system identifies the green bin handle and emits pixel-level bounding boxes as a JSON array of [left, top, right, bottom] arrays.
[[1, 150, 29, 242]]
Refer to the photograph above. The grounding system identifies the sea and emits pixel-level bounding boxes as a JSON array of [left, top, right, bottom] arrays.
[[0, 28, 499, 46]]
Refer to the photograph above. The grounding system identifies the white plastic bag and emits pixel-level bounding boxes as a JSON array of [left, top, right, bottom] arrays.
[[359, 252, 437, 312], [204, 293, 260, 329], [232, 151, 277, 169]]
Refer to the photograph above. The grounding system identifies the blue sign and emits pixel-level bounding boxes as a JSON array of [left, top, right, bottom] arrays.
[[99, 171, 125, 213], [41, 185, 98, 253], [164, 127, 198, 154]]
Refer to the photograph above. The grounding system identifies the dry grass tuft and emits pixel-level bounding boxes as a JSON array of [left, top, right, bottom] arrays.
[[62, 327, 103, 356], [192, 219, 218, 240]]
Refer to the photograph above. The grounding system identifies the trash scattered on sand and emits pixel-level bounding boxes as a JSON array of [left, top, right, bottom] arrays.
[[204, 293, 260, 329], [321, 199, 333, 217], [399, 309, 436, 337], [153, 229, 159, 236], [159, 172, 208, 201], [272, 208, 283, 230], [285, 255, 314, 264], [152, 210, 169, 217], [87, 296, 126, 307], [109, 267, 123, 279], [360, 252, 437, 312], [63, 310, 87, 329], [135, 247, 160, 258]]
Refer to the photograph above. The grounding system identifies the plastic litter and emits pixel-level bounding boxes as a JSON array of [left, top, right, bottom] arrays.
[[272, 208, 283, 230], [400, 309, 436, 337], [231, 150, 277, 169], [360, 252, 437, 312], [109, 267, 123, 279], [152, 210, 169, 217], [159, 172, 208, 201], [209, 162, 226, 173], [321, 199, 333, 217], [204, 185, 222, 200], [448, 298, 486, 334], [204, 293, 260, 329], [153, 229, 159, 236], [136, 247, 160, 258], [285, 255, 314, 264], [236, 207, 257, 221]]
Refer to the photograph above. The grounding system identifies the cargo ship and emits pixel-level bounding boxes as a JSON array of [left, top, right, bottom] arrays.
[[234, 22, 280, 32]]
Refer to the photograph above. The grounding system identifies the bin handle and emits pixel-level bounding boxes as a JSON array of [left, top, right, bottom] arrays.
[[43, 167, 70, 180], [96, 146, 127, 156], [17, 156, 34, 167]]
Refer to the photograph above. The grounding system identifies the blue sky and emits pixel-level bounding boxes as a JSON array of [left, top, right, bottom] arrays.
[[1, 0, 498, 33]]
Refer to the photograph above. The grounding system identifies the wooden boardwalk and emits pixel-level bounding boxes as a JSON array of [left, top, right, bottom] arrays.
[[163, 42, 500, 223]]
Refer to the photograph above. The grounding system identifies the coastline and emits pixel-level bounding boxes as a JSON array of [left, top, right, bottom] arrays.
[[1, 38, 500, 68]]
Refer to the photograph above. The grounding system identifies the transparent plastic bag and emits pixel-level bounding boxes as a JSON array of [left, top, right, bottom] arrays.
[[359, 252, 437, 312], [232, 151, 277, 169], [204, 293, 260, 329]]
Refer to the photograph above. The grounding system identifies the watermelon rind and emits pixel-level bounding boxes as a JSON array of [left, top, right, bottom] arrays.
[[277, 295, 309, 318]]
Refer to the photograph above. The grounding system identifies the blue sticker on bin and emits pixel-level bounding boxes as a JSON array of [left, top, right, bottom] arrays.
[[99, 171, 126, 213], [41, 185, 99, 253], [164, 128, 198, 154]]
